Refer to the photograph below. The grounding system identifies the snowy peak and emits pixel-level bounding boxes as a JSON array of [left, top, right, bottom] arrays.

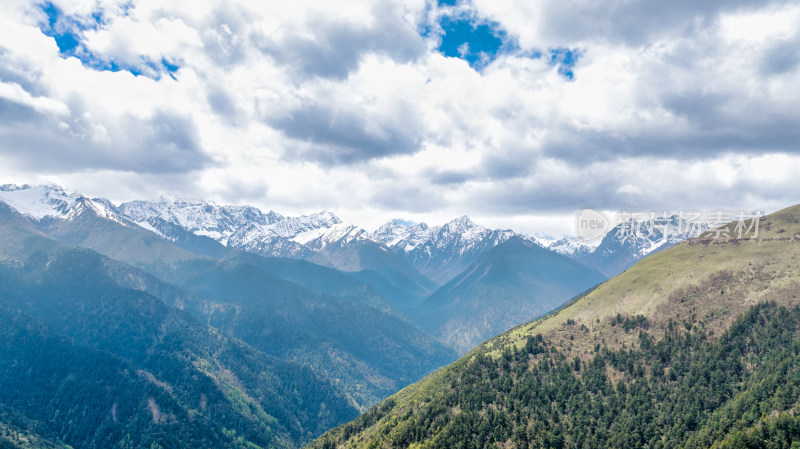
[[427, 216, 526, 256], [559, 214, 711, 277], [114, 196, 375, 259], [118, 197, 282, 244], [0, 184, 132, 228], [551, 215, 708, 260], [68, 197, 131, 225], [600, 215, 708, 257], [0, 183, 81, 220], [375, 215, 536, 284], [224, 209, 378, 258], [435, 216, 491, 248], [302, 223, 377, 250], [548, 237, 598, 258], [268, 210, 344, 240], [377, 215, 531, 256], [374, 219, 431, 248], [442, 215, 478, 233]]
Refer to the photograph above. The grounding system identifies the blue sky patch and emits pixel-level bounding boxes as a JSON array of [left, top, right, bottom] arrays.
[[37, 2, 178, 80], [436, 14, 517, 70], [549, 48, 582, 80]]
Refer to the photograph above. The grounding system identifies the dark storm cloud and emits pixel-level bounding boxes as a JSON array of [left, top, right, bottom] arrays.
[[368, 183, 447, 212], [425, 153, 534, 186], [272, 100, 423, 165], [0, 98, 211, 174], [480, 153, 535, 180], [255, 4, 425, 80], [540, 88, 800, 166], [0, 48, 48, 97], [534, 0, 786, 46], [761, 37, 800, 75], [474, 179, 623, 214], [206, 85, 238, 119], [428, 169, 472, 185], [466, 161, 800, 217]]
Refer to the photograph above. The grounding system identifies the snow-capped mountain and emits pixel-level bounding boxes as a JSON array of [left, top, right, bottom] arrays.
[[0, 183, 83, 219], [561, 215, 709, 277], [548, 236, 598, 259], [0, 183, 130, 226], [0, 184, 435, 311], [374, 219, 433, 250], [0, 183, 206, 268], [226, 223, 320, 260], [266, 210, 342, 241], [118, 197, 379, 258], [1, 184, 710, 284], [116, 197, 433, 308], [375, 216, 539, 284], [223, 211, 382, 264], [119, 197, 283, 245]]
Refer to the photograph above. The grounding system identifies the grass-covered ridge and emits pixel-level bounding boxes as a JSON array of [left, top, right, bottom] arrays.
[[312, 302, 800, 448], [307, 204, 800, 449]]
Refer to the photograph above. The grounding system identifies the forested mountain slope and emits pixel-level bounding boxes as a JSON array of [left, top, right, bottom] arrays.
[[0, 194, 456, 411], [309, 204, 800, 449], [0, 213, 358, 448]]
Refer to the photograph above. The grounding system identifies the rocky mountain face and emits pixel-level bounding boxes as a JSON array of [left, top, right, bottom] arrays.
[[309, 204, 800, 449], [0, 184, 458, 446], [552, 215, 709, 277], [374, 216, 540, 285], [412, 237, 606, 353], [117, 198, 435, 309]]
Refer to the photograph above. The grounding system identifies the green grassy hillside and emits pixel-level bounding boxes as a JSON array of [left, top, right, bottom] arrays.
[[308, 204, 800, 449]]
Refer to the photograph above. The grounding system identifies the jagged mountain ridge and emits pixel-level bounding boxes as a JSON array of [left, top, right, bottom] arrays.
[[119, 196, 284, 245], [0, 184, 458, 414], [117, 196, 434, 308], [412, 237, 607, 353], [309, 204, 800, 449], [552, 215, 710, 277], [2, 184, 707, 306], [374, 216, 541, 285], [0, 201, 360, 449]]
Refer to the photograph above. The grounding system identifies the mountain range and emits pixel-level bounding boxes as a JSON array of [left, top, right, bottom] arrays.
[[117, 194, 697, 290], [310, 204, 800, 449], [412, 237, 606, 353], [1, 182, 796, 449], [550, 215, 709, 277], [118, 197, 437, 312], [0, 184, 707, 349], [374, 216, 529, 285], [0, 184, 458, 448]]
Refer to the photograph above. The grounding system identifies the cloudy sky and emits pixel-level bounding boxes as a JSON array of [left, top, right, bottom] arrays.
[[1, 0, 799, 237]]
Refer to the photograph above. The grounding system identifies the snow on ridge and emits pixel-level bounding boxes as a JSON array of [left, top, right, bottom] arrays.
[[548, 236, 600, 257], [134, 220, 161, 236], [118, 197, 283, 244], [374, 219, 431, 248], [377, 215, 532, 257], [0, 183, 80, 220], [79, 198, 130, 226], [266, 210, 343, 239]]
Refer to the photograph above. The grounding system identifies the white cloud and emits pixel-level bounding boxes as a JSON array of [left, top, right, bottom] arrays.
[[0, 80, 68, 115], [0, 0, 799, 236]]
